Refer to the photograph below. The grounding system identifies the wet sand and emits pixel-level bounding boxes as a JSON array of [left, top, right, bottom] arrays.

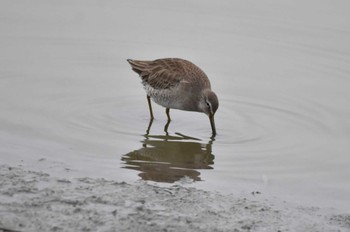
[[1, 165, 349, 232]]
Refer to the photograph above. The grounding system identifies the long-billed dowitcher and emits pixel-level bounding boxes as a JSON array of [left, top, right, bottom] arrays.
[[127, 58, 219, 135]]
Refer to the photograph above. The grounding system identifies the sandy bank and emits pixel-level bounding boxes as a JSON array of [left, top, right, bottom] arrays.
[[0, 165, 349, 232]]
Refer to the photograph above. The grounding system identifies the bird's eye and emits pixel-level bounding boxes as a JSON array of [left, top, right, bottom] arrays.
[[206, 101, 210, 108]]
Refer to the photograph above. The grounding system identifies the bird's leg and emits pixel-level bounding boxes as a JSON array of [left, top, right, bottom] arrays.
[[165, 108, 171, 121], [164, 119, 170, 135], [146, 95, 154, 119], [164, 108, 171, 135], [143, 118, 154, 148], [146, 117, 154, 135]]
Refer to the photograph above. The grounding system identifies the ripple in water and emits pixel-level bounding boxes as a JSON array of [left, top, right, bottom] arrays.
[[64, 94, 151, 138], [217, 93, 333, 154]]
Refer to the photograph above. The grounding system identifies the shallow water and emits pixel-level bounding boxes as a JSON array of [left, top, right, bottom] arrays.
[[1, 0, 350, 212]]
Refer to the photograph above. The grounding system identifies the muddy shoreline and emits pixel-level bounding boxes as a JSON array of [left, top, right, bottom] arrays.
[[0, 165, 349, 232]]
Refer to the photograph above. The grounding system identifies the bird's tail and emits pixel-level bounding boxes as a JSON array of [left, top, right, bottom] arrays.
[[127, 59, 150, 76]]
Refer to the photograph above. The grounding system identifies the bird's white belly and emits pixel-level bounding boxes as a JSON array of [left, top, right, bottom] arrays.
[[144, 85, 183, 109]]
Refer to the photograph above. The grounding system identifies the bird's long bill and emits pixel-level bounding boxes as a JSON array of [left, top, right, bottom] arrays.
[[209, 115, 216, 136]]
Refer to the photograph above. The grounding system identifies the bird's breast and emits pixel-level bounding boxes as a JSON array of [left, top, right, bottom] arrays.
[[143, 83, 199, 112]]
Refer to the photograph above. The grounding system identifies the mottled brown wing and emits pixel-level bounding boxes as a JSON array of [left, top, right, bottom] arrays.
[[127, 58, 184, 90]]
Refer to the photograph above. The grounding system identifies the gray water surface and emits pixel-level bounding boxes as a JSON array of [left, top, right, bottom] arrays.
[[1, 0, 350, 212]]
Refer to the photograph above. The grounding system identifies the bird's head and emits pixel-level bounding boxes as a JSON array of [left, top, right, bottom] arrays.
[[199, 89, 219, 135]]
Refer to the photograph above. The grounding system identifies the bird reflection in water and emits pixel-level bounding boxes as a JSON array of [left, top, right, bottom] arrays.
[[121, 120, 215, 183]]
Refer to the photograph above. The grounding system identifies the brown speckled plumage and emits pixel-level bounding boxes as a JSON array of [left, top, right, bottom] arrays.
[[127, 58, 218, 135]]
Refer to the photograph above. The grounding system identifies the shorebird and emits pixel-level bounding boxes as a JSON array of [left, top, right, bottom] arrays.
[[127, 58, 219, 135]]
